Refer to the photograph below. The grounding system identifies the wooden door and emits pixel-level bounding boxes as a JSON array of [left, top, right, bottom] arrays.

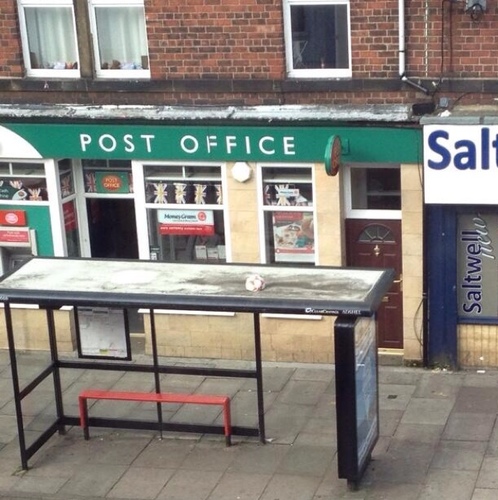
[[346, 219, 403, 349]]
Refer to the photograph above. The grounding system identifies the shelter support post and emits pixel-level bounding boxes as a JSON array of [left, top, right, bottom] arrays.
[[253, 312, 266, 443], [4, 303, 28, 470], [46, 308, 65, 435]]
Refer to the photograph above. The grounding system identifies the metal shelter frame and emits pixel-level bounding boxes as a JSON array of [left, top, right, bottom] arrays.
[[0, 257, 394, 473]]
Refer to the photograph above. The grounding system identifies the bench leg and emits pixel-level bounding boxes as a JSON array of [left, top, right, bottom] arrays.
[[223, 400, 231, 447]]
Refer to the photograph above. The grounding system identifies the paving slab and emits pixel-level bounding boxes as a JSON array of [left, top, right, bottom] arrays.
[[401, 397, 454, 425], [442, 412, 496, 441], [431, 440, 486, 471], [206, 471, 271, 500], [156, 469, 223, 500], [260, 473, 321, 500], [418, 469, 477, 500], [106, 466, 174, 499]]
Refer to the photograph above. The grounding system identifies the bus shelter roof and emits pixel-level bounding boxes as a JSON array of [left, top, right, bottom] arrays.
[[0, 257, 394, 316]]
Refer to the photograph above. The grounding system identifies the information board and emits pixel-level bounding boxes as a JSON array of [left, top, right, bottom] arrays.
[[76, 306, 130, 360]]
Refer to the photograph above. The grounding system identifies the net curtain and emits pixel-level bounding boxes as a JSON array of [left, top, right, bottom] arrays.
[[25, 7, 77, 69], [95, 6, 147, 69]]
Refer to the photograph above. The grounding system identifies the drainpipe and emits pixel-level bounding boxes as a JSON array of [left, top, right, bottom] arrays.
[[399, 0, 430, 366], [398, 0, 430, 95]]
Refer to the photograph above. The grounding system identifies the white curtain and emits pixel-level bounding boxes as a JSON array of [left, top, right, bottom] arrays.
[[95, 7, 147, 69], [25, 7, 76, 69]]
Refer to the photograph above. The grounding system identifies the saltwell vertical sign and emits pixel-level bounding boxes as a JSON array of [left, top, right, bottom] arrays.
[[457, 213, 498, 318]]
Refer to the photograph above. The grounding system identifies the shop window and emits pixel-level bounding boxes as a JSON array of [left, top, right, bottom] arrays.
[[88, 0, 150, 78], [259, 165, 315, 265], [144, 164, 226, 263], [59, 159, 74, 197], [59, 159, 81, 257], [0, 162, 48, 202], [284, 0, 351, 78], [345, 165, 401, 219], [17, 0, 80, 78]]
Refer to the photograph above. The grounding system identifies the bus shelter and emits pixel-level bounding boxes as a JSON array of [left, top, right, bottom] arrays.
[[0, 257, 394, 488]]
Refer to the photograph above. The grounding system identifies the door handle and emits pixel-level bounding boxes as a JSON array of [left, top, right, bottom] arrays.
[[393, 274, 403, 292]]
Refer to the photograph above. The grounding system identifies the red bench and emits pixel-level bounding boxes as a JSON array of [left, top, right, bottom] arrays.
[[78, 389, 232, 446]]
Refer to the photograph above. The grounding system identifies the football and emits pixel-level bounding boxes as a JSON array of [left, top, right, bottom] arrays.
[[245, 274, 266, 292]]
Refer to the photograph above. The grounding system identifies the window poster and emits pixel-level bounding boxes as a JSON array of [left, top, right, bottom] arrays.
[[272, 211, 314, 263], [457, 213, 498, 319], [158, 209, 215, 236], [77, 307, 129, 359]]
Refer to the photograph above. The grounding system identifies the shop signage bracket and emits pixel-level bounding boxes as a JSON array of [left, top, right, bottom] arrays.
[[0, 257, 393, 488]]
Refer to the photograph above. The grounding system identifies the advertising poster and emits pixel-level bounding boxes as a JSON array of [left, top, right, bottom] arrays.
[[354, 317, 378, 468], [0, 179, 48, 201], [272, 211, 314, 263], [158, 209, 215, 236], [63, 201, 77, 231], [457, 213, 498, 319]]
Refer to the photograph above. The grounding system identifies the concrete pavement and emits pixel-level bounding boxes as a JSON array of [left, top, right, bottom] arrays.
[[0, 349, 498, 499]]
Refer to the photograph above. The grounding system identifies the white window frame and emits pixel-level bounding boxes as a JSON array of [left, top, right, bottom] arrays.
[[134, 161, 231, 262], [88, 0, 150, 79], [283, 0, 352, 79], [17, 0, 80, 78], [257, 163, 318, 265], [343, 164, 402, 220]]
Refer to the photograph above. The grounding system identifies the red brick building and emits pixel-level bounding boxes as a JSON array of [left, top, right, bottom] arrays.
[[1, 0, 495, 106], [0, 0, 496, 368]]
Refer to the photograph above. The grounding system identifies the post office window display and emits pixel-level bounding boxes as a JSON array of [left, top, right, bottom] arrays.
[[144, 164, 226, 263], [260, 165, 315, 265], [89, 0, 150, 78], [17, 0, 79, 78], [284, 0, 351, 79], [0, 162, 48, 202]]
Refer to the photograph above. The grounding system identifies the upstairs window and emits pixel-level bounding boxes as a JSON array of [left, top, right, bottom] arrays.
[[88, 0, 150, 79], [284, 0, 351, 78], [17, 0, 79, 78]]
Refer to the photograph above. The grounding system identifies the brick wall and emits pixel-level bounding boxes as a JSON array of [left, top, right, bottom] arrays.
[[146, 0, 285, 80], [406, 0, 498, 78], [1, 0, 498, 105], [0, 0, 23, 75]]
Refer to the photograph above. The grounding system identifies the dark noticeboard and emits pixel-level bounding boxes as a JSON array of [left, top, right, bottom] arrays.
[[334, 315, 379, 490]]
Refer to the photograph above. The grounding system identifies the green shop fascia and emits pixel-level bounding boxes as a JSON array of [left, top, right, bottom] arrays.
[[0, 121, 422, 257]]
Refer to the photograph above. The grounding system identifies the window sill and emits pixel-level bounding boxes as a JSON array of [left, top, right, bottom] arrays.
[[95, 70, 151, 80]]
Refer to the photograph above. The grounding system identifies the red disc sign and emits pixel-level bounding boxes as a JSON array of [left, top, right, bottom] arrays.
[[324, 135, 342, 176], [0, 210, 26, 226]]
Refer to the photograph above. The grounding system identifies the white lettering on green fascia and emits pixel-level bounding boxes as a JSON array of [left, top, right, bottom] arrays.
[[179, 134, 296, 156], [80, 133, 155, 153], [79, 132, 296, 156]]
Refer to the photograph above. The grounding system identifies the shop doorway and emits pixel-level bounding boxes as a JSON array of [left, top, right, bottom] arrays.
[[87, 199, 138, 259], [346, 219, 403, 349], [86, 198, 143, 335]]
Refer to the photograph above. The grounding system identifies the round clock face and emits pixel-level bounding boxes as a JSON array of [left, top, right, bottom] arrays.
[[325, 135, 342, 176]]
